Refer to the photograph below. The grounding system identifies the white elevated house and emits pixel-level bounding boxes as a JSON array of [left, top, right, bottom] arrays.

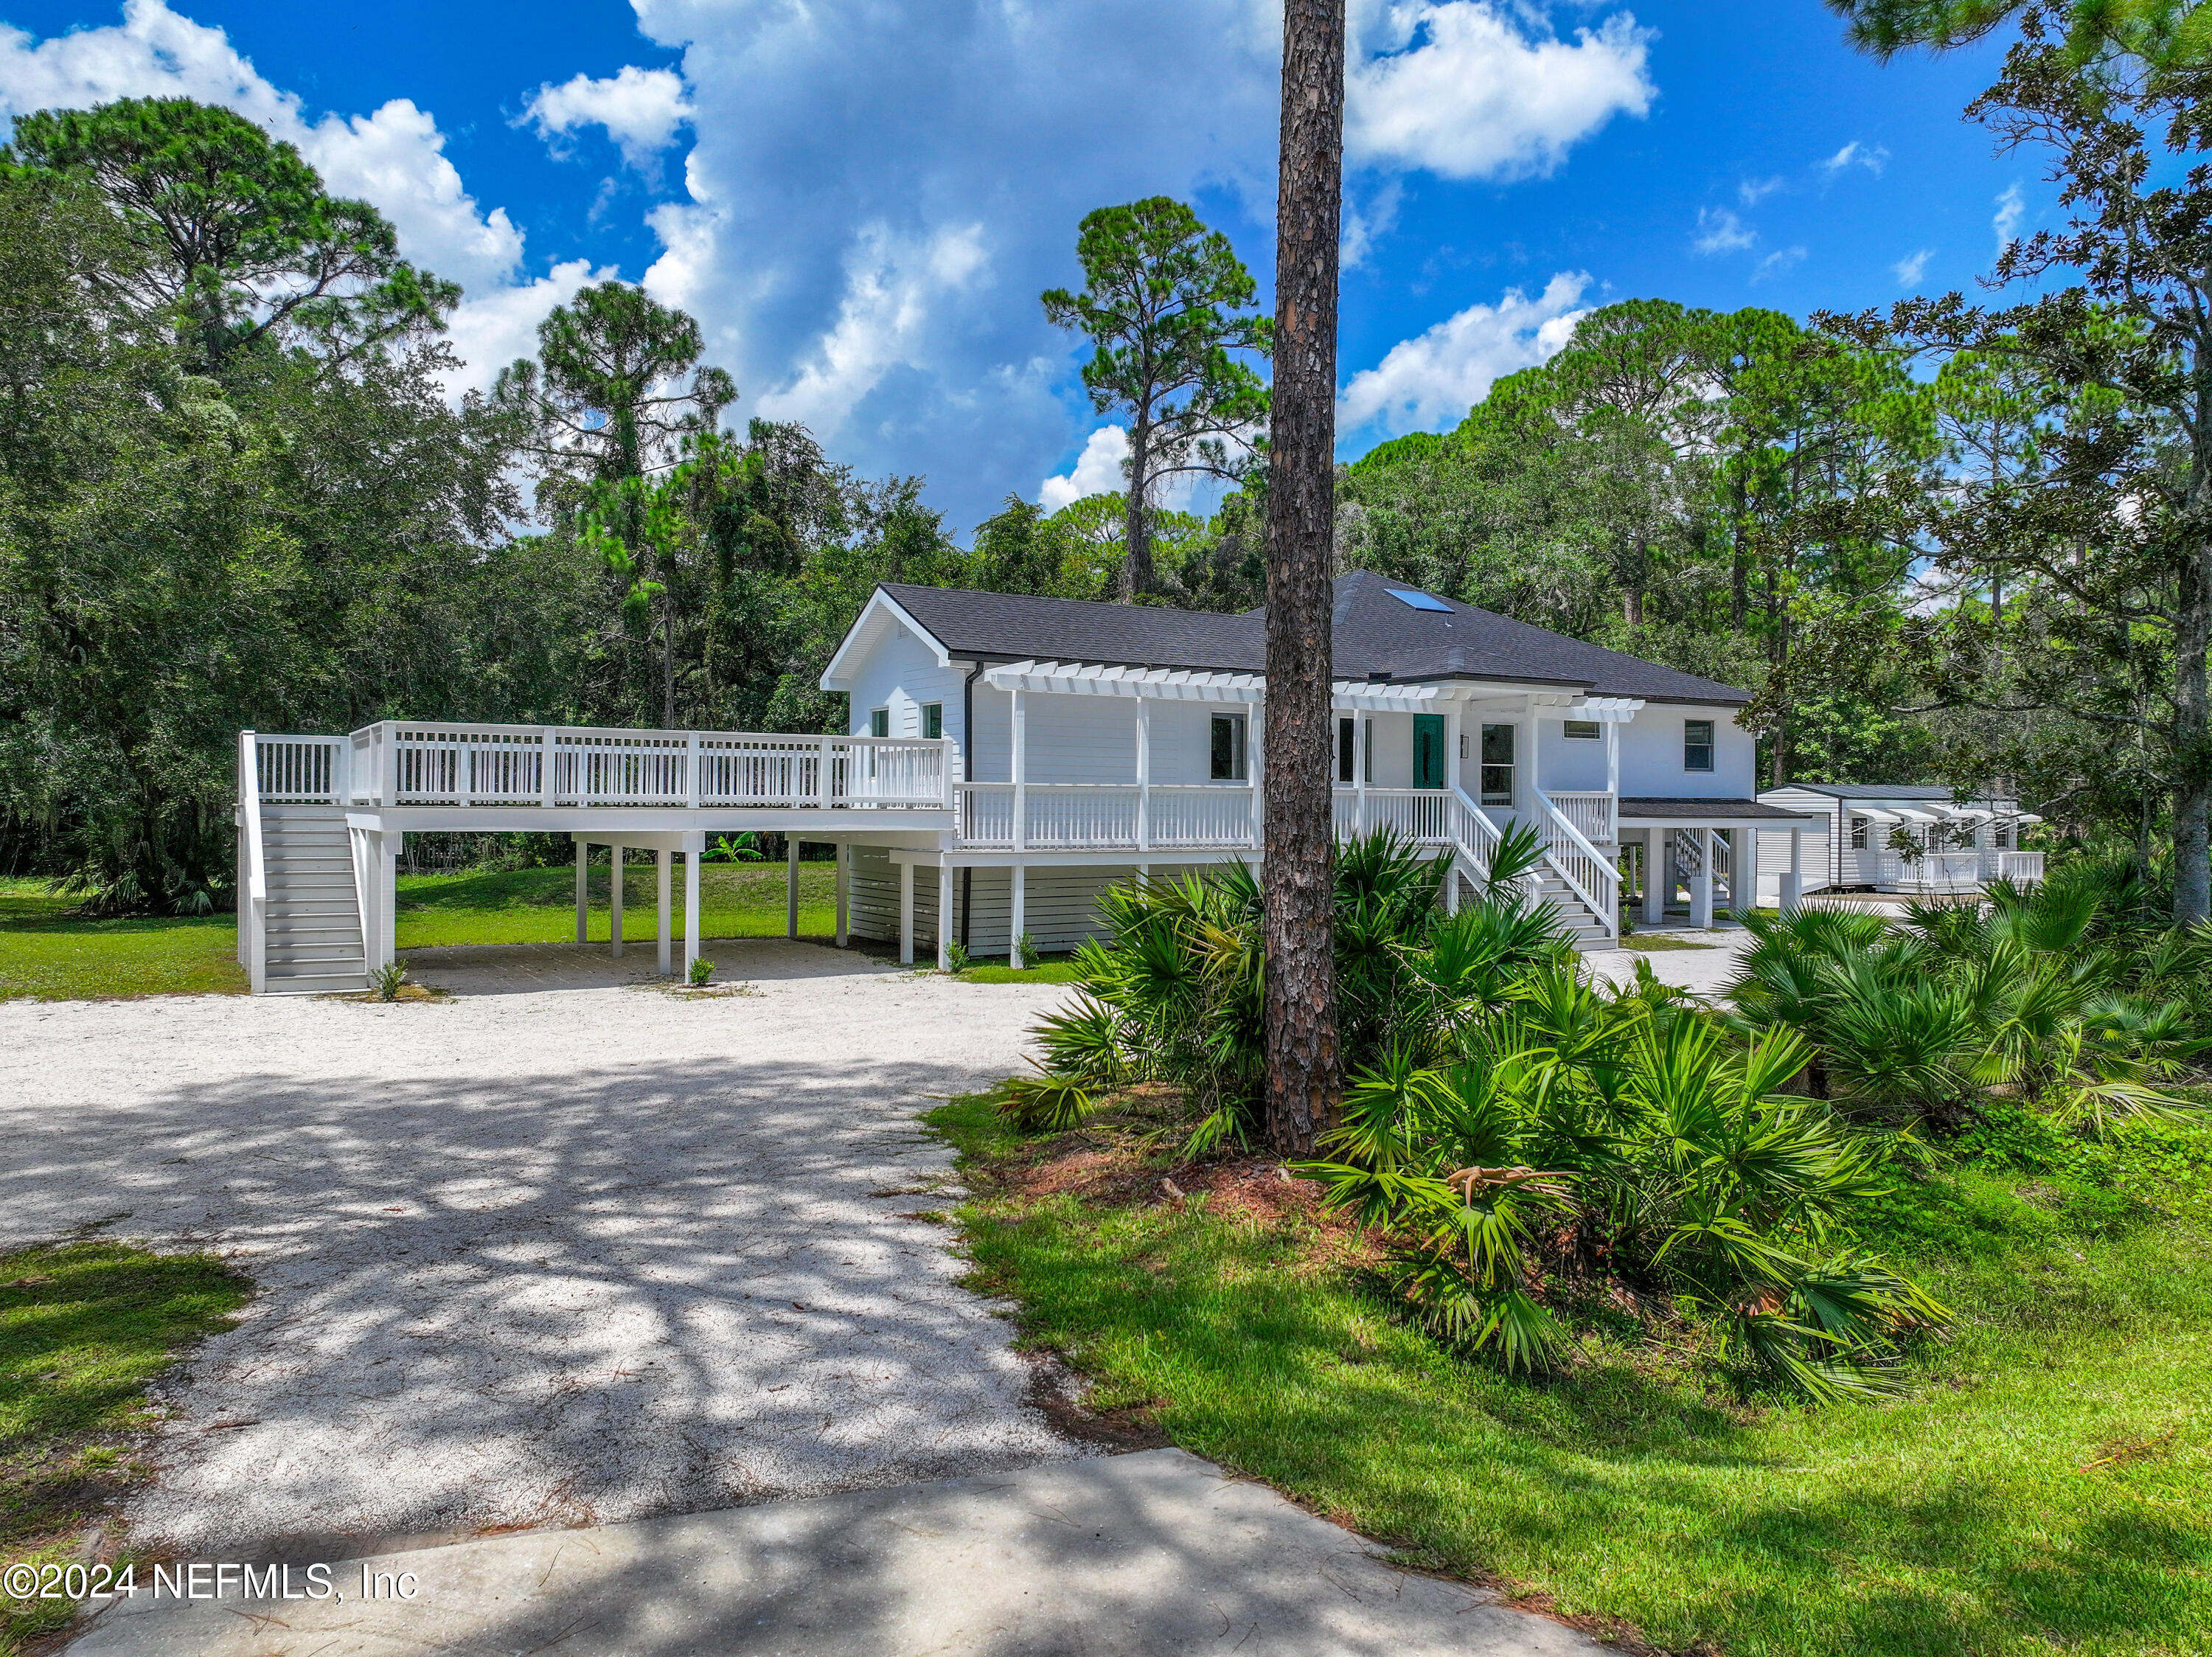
[[1752, 782, 2043, 897], [234, 572, 1818, 994]]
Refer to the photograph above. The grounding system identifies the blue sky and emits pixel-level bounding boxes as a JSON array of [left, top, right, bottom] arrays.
[[0, 1, 2037, 532]]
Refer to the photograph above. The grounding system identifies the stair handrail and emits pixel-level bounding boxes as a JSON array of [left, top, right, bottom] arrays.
[[237, 730, 268, 995], [1447, 784, 1534, 904], [1531, 785, 1618, 938]]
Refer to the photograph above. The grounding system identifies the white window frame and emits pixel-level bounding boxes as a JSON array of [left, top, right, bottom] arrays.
[[1211, 712, 1249, 781], [1683, 718, 1715, 773]]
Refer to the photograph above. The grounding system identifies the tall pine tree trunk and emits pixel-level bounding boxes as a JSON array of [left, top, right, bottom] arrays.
[[1124, 412, 1153, 599], [1262, 0, 1345, 1156], [2174, 518, 2212, 926]]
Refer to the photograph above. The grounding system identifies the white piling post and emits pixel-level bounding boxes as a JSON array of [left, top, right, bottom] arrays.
[[610, 841, 625, 958], [1010, 864, 1026, 962], [786, 838, 801, 939], [683, 833, 702, 979], [899, 861, 915, 966], [937, 862, 956, 970], [657, 848, 672, 976], [574, 836, 588, 944], [835, 843, 849, 948], [1782, 827, 1805, 915]]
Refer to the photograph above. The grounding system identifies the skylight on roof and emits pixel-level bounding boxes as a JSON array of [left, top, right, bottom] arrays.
[[1388, 588, 1453, 613]]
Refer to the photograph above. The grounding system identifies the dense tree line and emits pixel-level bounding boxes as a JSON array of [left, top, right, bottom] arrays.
[[4, 0, 2206, 923]]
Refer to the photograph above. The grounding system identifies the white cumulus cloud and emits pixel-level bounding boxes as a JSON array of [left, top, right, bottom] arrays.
[[1694, 206, 1756, 255], [1752, 245, 1807, 282], [1893, 248, 1932, 286], [1994, 182, 2025, 253], [1821, 139, 1888, 176], [0, 0, 524, 294], [1345, 1, 1655, 181], [524, 65, 692, 176], [1040, 425, 1130, 512], [1338, 272, 1588, 439]]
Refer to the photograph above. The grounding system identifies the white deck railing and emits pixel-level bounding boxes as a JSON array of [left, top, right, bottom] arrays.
[[342, 721, 950, 810], [1990, 850, 2045, 884], [1532, 788, 1619, 931], [1548, 791, 1615, 847]]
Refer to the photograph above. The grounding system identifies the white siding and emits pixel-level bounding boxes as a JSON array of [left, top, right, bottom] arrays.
[[1617, 705, 1756, 799], [842, 849, 1217, 956], [1024, 694, 1138, 785], [842, 629, 971, 777], [1534, 718, 1610, 793]]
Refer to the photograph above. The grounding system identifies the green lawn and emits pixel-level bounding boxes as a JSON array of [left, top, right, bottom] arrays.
[[0, 1240, 252, 1655], [932, 1095, 2212, 1657], [392, 860, 838, 948], [0, 862, 842, 999], [0, 880, 246, 1001]]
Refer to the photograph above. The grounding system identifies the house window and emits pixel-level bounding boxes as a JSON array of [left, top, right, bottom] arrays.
[[1211, 713, 1248, 780], [922, 703, 943, 740], [1683, 719, 1714, 772], [1993, 822, 2011, 850], [1338, 718, 1355, 785], [1564, 719, 1601, 741], [1480, 723, 1514, 808], [869, 707, 889, 738], [1850, 816, 1869, 850]]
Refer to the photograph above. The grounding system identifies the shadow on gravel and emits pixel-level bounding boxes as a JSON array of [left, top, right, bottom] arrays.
[[0, 1043, 1079, 1557]]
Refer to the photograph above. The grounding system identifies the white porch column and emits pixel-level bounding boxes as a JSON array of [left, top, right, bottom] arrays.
[[656, 849, 672, 976], [898, 860, 915, 966], [835, 843, 849, 948], [1643, 830, 1667, 926], [1443, 701, 1462, 796], [1605, 721, 1621, 797], [682, 832, 703, 980], [937, 862, 956, 970], [1354, 709, 1368, 834], [574, 836, 588, 944], [1010, 864, 1027, 962], [1731, 827, 1756, 920], [1526, 714, 1541, 807], [785, 838, 800, 939], [366, 830, 399, 972], [1245, 699, 1263, 848], [1781, 827, 1804, 914], [1011, 688, 1028, 853], [1689, 829, 1715, 929], [609, 841, 625, 958], [1135, 695, 1151, 853]]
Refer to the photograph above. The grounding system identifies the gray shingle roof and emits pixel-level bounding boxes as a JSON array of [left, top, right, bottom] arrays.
[[1618, 798, 1815, 821], [1778, 783, 1958, 801], [880, 571, 1750, 705]]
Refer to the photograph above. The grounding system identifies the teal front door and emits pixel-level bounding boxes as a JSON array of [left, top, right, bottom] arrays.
[[1413, 714, 1445, 789]]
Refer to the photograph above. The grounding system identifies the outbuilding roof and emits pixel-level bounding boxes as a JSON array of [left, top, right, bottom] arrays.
[[875, 571, 1751, 706]]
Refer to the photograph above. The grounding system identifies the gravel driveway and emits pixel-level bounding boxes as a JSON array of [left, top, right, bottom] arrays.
[[0, 941, 1084, 1555]]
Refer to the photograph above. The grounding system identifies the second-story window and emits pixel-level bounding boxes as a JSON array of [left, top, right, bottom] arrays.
[[922, 703, 943, 740], [1683, 718, 1714, 772], [869, 707, 889, 738], [1211, 713, 1248, 780]]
